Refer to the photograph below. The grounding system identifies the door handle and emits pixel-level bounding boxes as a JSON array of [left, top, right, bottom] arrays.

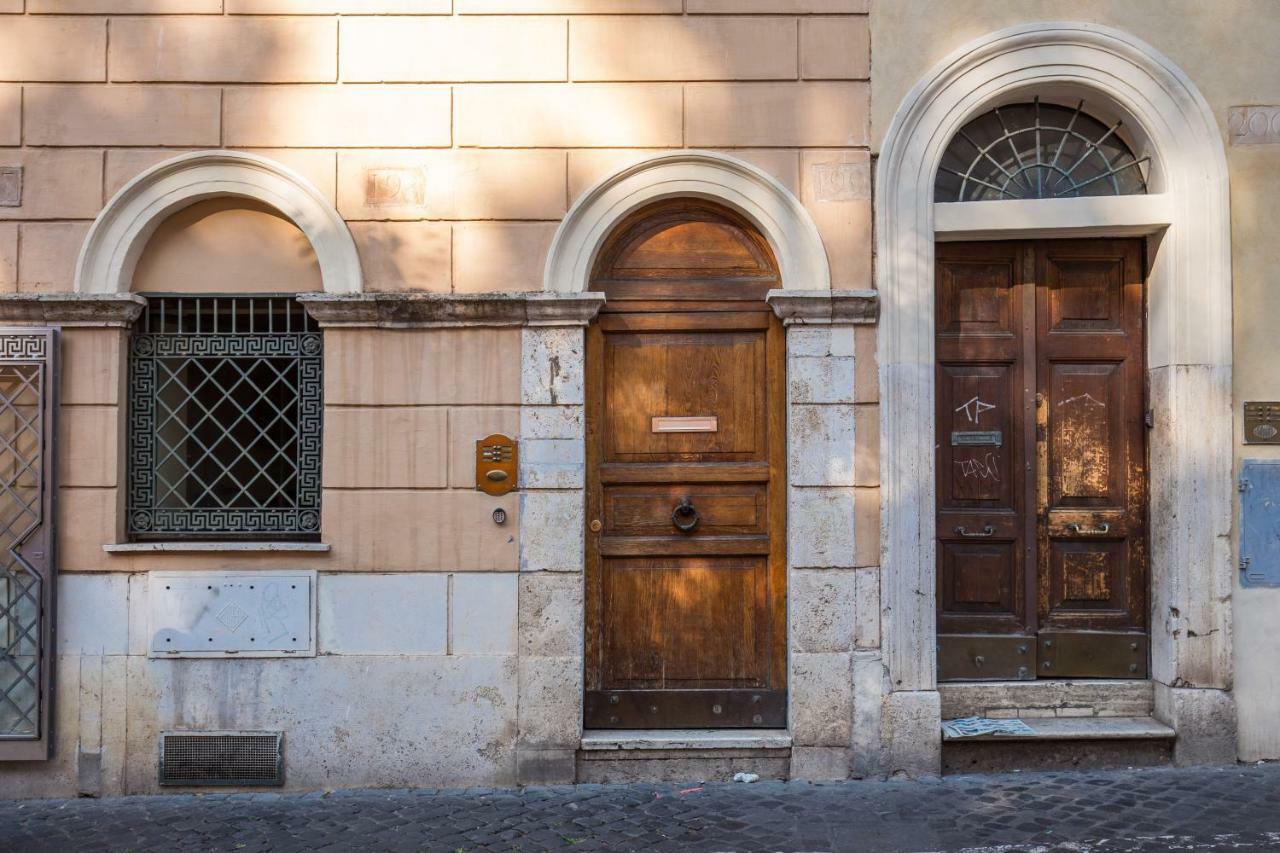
[[954, 525, 996, 538], [1067, 522, 1111, 535], [672, 498, 700, 533]]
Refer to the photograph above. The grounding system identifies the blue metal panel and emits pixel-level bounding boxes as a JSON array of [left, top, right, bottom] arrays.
[[1240, 460, 1280, 587]]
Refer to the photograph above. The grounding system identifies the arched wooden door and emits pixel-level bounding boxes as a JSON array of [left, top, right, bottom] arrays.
[[584, 200, 787, 729]]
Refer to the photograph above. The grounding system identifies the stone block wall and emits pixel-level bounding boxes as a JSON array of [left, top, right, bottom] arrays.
[[0, 1, 871, 295]]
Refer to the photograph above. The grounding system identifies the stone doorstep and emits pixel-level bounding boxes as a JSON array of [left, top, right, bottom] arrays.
[[942, 716, 1175, 742], [580, 729, 792, 751]]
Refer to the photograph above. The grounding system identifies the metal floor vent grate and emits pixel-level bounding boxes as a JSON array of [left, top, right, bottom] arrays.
[[159, 731, 284, 787]]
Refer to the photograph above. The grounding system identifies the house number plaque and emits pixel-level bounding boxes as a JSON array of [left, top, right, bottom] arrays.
[[476, 433, 518, 496]]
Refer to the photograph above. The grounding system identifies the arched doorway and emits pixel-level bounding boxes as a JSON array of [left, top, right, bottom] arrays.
[[582, 199, 788, 729]]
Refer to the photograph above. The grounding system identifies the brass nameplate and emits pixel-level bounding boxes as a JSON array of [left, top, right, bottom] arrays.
[[1244, 402, 1280, 444], [652, 416, 718, 434], [475, 433, 518, 496], [952, 430, 1003, 447]]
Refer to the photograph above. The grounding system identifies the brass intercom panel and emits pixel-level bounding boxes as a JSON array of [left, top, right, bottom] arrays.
[[476, 433, 518, 496], [1244, 402, 1280, 444]]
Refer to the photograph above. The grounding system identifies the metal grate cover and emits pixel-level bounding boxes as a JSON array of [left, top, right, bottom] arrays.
[[159, 731, 284, 786], [128, 296, 321, 540]]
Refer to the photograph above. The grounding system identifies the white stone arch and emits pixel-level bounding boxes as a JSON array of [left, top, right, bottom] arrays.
[[877, 22, 1234, 770], [76, 150, 362, 295], [545, 150, 830, 293]]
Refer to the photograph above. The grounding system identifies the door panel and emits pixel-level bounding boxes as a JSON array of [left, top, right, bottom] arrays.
[[937, 239, 1147, 682], [585, 200, 787, 729]]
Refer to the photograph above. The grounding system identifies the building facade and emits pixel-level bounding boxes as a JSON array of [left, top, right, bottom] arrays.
[[0, 0, 1275, 795]]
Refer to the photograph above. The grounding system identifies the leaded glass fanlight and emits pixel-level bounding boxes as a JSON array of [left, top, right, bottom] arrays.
[[935, 98, 1149, 202]]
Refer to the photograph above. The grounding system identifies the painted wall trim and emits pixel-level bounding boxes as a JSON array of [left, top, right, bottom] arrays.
[[876, 21, 1234, 769], [76, 150, 362, 295], [545, 150, 831, 294]]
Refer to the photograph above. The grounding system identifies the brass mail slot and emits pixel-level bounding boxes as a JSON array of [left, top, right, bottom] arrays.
[[651, 416, 719, 433]]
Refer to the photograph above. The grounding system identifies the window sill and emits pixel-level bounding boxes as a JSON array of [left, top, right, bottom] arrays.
[[103, 542, 330, 554]]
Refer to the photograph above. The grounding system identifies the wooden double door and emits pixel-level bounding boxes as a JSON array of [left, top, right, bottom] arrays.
[[936, 239, 1149, 681], [584, 200, 787, 729]]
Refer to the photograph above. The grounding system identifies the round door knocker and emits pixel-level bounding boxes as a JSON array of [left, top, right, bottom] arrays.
[[671, 497, 700, 533]]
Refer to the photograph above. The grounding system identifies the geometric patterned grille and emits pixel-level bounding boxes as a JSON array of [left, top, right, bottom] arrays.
[[159, 731, 284, 786], [0, 336, 49, 742], [935, 98, 1150, 202], [128, 297, 322, 540]]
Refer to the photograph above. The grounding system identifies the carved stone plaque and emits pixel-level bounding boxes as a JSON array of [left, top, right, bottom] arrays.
[[1228, 106, 1280, 145], [811, 162, 870, 202], [364, 166, 426, 207], [0, 166, 21, 207], [149, 571, 316, 657]]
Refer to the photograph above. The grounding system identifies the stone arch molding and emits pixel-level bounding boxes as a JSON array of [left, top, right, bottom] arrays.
[[876, 20, 1233, 760], [76, 150, 362, 295], [545, 150, 830, 293]]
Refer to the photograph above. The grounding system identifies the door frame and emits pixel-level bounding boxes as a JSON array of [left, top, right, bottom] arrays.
[[876, 22, 1235, 773]]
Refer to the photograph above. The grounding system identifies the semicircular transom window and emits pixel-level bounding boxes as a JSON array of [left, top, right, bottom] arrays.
[[935, 99, 1149, 202]]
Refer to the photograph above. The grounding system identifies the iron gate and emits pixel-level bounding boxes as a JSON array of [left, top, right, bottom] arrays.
[[0, 327, 56, 760]]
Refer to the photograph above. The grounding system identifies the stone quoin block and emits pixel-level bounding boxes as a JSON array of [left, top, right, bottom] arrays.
[[791, 568, 857, 652], [568, 148, 800, 199], [0, 86, 18, 147], [790, 487, 857, 568], [519, 438, 585, 490], [25, 85, 221, 147], [789, 355, 856, 404], [519, 572, 584, 657], [569, 16, 797, 81], [0, 224, 15, 290], [460, 0, 680, 11], [788, 403, 856, 487], [519, 491, 584, 572], [518, 655, 583, 747], [521, 327, 585, 406], [519, 405, 584, 441], [109, 17, 337, 83], [29, 0, 221, 10], [227, 0, 451, 11], [790, 652, 854, 746], [341, 16, 567, 82], [687, 0, 867, 10]]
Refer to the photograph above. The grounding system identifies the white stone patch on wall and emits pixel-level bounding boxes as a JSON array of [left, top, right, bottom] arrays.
[[518, 490, 585, 573], [790, 569, 857, 653], [57, 574, 129, 656], [521, 327, 584, 407], [519, 438, 586, 490], [452, 574, 519, 656], [319, 573, 447, 655], [519, 405, 584, 441], [789, 403, 857, 487]]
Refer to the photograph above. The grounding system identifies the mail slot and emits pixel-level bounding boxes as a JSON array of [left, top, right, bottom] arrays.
[[651, 416, 718, 433]]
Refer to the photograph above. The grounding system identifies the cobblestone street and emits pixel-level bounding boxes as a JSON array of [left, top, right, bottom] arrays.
[[3, 764, 1279, 852]]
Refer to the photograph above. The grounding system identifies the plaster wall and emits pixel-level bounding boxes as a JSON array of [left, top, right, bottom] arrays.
[[870, 0, 1280, 761]]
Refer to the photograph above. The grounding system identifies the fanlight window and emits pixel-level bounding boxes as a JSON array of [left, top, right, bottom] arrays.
[[935, 99, 1149, 202]]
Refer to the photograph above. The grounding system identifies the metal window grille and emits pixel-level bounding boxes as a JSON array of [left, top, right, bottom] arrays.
[[128, 296, 322, 540], [935, 98, 1150, 202], [159, 731, 284, 786], [0, 329, 56, 761]]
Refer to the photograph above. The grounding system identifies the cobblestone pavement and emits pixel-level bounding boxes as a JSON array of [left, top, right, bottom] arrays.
[[3, 764, 1280, 853]]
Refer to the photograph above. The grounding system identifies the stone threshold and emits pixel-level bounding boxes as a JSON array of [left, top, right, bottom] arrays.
[[104, 542, 331, 554], [939, 678, 1155, 719], [580, 729, 792, 751], [942, 716, 1175, 742]]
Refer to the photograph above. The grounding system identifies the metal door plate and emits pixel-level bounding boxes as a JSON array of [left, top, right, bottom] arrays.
[[938, 635, 1036, 681], [1038, 631, 1147, 678], [149, 571, 316, 658]]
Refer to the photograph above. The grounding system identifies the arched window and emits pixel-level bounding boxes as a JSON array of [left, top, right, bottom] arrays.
[[935, 98, 1149, 202]]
